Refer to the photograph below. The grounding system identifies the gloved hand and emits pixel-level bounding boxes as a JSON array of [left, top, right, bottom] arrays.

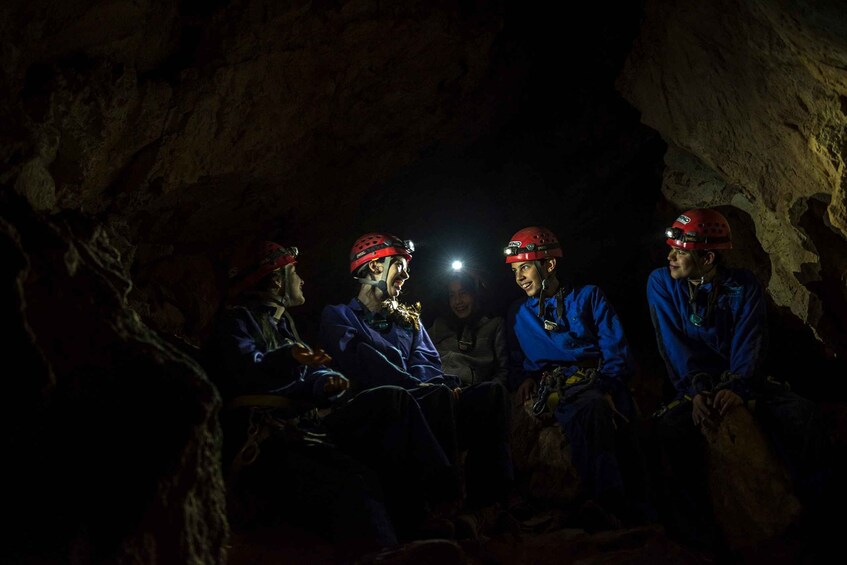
[[323, 373, 349, 395], [291, 343, 332, 366], [312, 370, 349, 404]]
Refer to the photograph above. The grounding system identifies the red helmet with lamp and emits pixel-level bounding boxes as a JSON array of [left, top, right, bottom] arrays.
[[503, 226, 563, 263], [665, 208, 732, 251], [228, 241, 299, 297], [349, 233, 415, 273]]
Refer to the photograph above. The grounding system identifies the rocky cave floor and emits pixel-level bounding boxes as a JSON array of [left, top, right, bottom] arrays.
[[217, 402, 845, 565], [224, 490, 829, 565]]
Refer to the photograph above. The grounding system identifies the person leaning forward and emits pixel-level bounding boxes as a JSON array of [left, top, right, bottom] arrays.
[[204, 239, 456, 557]]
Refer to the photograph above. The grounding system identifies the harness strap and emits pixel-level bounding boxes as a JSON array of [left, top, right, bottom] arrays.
[[544, 358, 600, 377], [225, 394, 316, 484], [227, 406, 286, 486], [651, 395, 693, 419], [532, 362, 601, 416]]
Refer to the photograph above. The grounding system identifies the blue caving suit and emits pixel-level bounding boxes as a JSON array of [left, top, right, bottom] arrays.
[[646, 266, 766, 401], [507, 280, 652, 523], [207, 297, 451, 549], [320, 298, 515, 509], [646, 265, 833, 546]]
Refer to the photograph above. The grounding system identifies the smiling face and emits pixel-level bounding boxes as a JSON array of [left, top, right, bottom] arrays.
[[667, 246, 713, 281], [283, 263, 305, 306], [378, 256, 409, 298], [511, 260, 543, 297], [448, 279, 476, 319]]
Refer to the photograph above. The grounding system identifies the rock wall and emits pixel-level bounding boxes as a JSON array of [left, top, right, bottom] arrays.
[[617, 0, 847, 359], [0, 192, 228, 563]]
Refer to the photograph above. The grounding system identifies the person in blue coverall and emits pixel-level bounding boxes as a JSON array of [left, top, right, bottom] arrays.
[[205, 240, 455, 559], [504, 226, 653, 531], [647, 208, 834, 551], [319, 233, 515, 526]]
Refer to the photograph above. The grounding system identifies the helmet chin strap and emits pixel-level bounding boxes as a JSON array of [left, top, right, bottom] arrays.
[[242, 289, 287, 319], [264, 266, 294, 318], [691, 253, 716, 285], [535, 260, 550, 318], [355, 256, 392, 298]]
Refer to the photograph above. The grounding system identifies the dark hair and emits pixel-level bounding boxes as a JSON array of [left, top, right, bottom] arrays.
[[259, 269, 283, 291], [446, 272, 480, 297], [445, 271, 491, 317], [689, 249, 725, 325], [692, 249, 724, 267]]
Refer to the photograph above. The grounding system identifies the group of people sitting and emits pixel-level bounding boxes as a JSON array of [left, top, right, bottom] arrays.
[[202, 208, 835, 563]]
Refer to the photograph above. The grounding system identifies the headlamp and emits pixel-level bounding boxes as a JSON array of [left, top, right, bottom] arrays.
[[665, 227, 715, 244], [451, 260, 464, 271], [386, 238, 414, 254], [503, 242, 558, 257], [665, 227, 683, 240], [265, 246, 298, 265]]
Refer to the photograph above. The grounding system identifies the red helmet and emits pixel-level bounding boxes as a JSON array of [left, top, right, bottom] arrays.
[[503, 226, 563, 264], [228, 241, 298, 296], [349, 232, 414, 273], [665, 208, 732, 250]]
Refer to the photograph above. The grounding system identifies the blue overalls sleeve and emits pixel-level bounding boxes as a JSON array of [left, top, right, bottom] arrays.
[[646, 268, 704, 397], [726, 272, 768, 398], [646, 268, 767, 400], [589, 286, 636, 391], [319, 304, 429, 390], [408, 325, 452, 384], [216, 308, 311, 400], [505, 298, 534, 391], [305, 366, 349, 404]]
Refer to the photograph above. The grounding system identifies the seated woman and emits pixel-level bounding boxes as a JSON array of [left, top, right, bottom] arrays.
[[427, 269, 508, 388]]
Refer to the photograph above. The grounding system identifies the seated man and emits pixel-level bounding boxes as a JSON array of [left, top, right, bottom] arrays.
[[647, 208, 834, 551], [505, 226, 653, 530], [205, 240, 453, 557], [319, 233, 515, 519]]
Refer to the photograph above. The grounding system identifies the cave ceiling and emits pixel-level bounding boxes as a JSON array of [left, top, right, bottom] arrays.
[[3, 0, 846, 364]]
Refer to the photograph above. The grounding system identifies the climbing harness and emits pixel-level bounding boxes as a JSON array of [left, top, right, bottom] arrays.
[[532, 361, 599, 416]]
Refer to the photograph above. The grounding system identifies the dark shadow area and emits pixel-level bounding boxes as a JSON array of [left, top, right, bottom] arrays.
[[755, 195, 847, 404]]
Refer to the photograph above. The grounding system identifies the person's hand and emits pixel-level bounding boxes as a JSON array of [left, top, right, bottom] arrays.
[[712, 388, 743, 417], [323, 374, 349, 395], [452, 387, 462, 399], [291, 344, 332, 366], [692, 392, 716, 429], [516, 378, 537, 406]]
